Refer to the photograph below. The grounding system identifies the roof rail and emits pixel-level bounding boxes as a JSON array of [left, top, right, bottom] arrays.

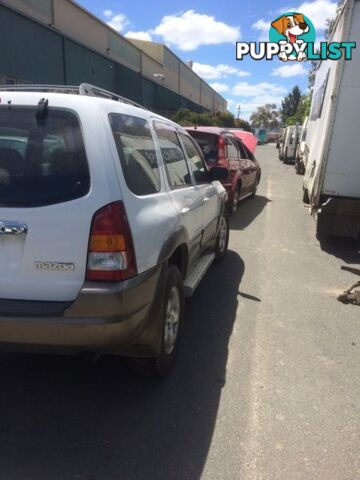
[[79, 83, 145, 109], [0, 83, 146, 109], [0, 85, 80, 94]]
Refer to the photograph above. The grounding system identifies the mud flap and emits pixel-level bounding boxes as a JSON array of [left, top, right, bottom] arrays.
[[317, 198, 360, 239]]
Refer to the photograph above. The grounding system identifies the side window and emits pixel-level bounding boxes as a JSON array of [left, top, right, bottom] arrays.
[[237, 140, 249, 160], [310, 69, 330, 120], [225, 136, 239, 159], [154, 122, 192, 189], [179, 133, 209, 184], [244, 144, 255, 161], [109, 113, 160, 196]]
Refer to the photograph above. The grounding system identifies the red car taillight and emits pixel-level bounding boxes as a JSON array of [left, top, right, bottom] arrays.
[[86, 201, 137, 281], [218, 135, 229, 168]]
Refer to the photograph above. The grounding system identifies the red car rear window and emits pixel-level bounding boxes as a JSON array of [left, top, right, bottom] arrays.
[[187, 132, 218, 164]]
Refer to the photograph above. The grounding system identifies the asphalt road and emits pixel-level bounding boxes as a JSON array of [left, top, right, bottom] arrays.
[[0, 145, 359, 480]]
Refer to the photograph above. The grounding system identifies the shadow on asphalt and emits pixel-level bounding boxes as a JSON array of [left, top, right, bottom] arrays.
[[230, 195, 271, 231], [0, 250, 244, 480], [320, 237, 360, 265]]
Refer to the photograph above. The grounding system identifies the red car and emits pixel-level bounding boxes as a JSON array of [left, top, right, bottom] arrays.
[[186, 127, 261, 214]]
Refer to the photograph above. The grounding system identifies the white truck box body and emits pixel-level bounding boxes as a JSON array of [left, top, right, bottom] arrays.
[[303, 0, 360, 237]]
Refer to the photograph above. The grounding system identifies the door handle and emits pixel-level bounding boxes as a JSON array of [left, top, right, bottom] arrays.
[[0, 221, 28, 235], [203, 197, 210, 203], [181, 207, 190, 215]]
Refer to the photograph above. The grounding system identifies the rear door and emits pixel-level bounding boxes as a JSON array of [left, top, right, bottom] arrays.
[[154, 122, 204, 263], [225, 135, 241, 180], [0, 105, 92, 301], [237, 140, 257, 192], [179, 132, 219, 249]]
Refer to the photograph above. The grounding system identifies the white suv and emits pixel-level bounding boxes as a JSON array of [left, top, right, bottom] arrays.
[[0, 84, 229, 376]]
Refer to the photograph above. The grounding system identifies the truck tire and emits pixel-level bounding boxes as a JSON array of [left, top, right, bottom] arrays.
[[215, 215, 229, 261], [127, 265, 184, 376]]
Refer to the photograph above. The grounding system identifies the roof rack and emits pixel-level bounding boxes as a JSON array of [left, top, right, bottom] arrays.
[[0, 83, 146, 109]]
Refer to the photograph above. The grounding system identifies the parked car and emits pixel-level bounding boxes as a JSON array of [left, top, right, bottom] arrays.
[[186, 127, 261, 214], [0, 83, 229, 376], [294, 117, 308, 175], [277, 128, 286, 153]]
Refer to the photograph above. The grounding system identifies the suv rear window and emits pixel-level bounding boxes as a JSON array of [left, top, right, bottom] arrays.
[[109, 113, 160, 196], [187, 131, 218, 164], [0, 107, 89, 208]]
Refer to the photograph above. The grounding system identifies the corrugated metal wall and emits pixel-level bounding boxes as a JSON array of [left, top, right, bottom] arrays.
[[0, 6, 64, 83], [0, 3, 223, 115]]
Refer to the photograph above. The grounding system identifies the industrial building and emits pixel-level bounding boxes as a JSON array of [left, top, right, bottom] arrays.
[[0, 0, 227, 116]]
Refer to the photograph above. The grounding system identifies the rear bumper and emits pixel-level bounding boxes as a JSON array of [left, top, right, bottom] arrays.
[[317, 197, 360, 239], [0, 265, 164, 356]]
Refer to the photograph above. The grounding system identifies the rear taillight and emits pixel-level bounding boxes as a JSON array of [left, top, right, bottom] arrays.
[[86, 201, 137, 281], [218, 135, 228, 168]]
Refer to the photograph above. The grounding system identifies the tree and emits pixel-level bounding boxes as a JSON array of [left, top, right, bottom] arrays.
[[235, 118, 252, 132], [280, 86, 302, 123], [172, 108, 195, 126], [250, 104, 280, 130], [215, 111, 236, 128], [283, 92, 311, 126], [171, 108, 236, 128]]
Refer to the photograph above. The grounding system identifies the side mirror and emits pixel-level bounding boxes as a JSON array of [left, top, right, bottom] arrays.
[[209, 166, 229, 181]]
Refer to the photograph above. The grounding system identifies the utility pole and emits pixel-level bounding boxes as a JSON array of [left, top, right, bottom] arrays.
[[237, 104, 241, 119]]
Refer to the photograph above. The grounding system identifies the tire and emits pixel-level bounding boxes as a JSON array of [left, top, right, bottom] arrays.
[[295, 159, 300, 174], [250, 175, 260, 199], [127, 265, 184, 377], [229, 185, 241, 215], [302, 188, 310, 204], [215, 215, 229, 261]]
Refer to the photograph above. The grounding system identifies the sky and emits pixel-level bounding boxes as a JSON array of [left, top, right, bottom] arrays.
[[77, 0, 338, 119]]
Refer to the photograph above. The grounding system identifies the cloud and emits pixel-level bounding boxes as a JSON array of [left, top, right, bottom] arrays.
[[252, 0, 337, 44], [125, 31, 152, 41], [192, 62, 250, 80], [105, 12, 130, 32], [234, 95, 285, 120], [272, 64, 308, 78], [230, 83, 288, 119], [209, 82, 229, 93], [252, 19, 270, 41], [226, 99, 236, 108], [232, 82, 287, 97], [152, 10, 240, 51], [296, 0, 337, 30]]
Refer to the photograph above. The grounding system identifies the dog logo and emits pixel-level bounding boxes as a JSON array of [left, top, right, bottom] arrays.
[[270, 12, 315, 62], [236, 10, 355, 62]]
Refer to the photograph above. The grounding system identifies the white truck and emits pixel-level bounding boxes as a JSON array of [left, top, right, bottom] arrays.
[[280, 125, 301, 164], [303, 0, 360, 239], [295, 116, 308, 174]]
